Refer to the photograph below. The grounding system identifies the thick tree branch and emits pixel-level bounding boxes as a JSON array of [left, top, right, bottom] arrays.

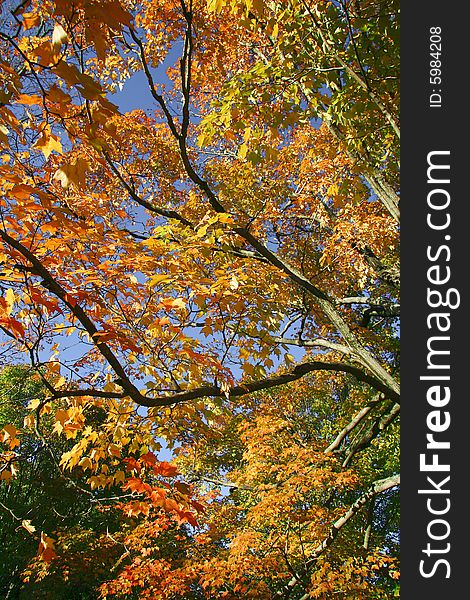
[[1, 228, 147, 406], [2, 228, 399, 407], [323, 117, 400, 222], [139, 359, 399, 407], [342, 401, 400, 466], [125, 18, 400, 400], [271, 336, 353, 355], [324, 394, 383, 454], [278, 474, 400, 598], [179, 0, 193, 140]]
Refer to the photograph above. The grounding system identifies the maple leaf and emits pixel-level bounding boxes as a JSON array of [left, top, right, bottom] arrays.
[[123, 457, 142, 473], [52, 24, 68, 47], [154, 462, 179, 478], [37, 532, 57, 563], [140, 451, 157, 466], [1, 424, 21, 450], [15, 94, 43, 106], [33, 127, 62, 159], [53, 157, 89, 189], [0, 1, 400, 594], [22, 12, 41, 30], [122, 477, 149, 494], [21, 519, 36, 534]]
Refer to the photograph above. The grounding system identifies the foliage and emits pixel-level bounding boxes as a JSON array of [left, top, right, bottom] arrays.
[[0, 366, 114, 598], [0, 0, 399, 597]]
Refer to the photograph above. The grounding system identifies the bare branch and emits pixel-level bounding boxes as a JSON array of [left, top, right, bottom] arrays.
[[324, 395, 384, 454]]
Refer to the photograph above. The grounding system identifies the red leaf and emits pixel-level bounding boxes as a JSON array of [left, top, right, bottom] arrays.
[[0, 317, 25, 338], [140, 451, 157, 466], [154, 461, 179, 478], [123, 457, 141, 473]]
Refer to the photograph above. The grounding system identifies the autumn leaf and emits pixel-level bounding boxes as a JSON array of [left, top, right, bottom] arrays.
[[154, 461, 179, 478], [0, 0, 399, 595], [37, 532, 57, 563], [16, 94, 43, 106], [53, 409, 70, 434], [140, 451, 157, 466], [53, 156, 89, 189], [33, 127, 62, 159], [52, 24, 68, 47], [22, 12, 41, 30], [21, 519, 36, 534]]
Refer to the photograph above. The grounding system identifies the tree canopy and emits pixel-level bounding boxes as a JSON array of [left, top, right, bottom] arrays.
[[0, 0, 399, 597]]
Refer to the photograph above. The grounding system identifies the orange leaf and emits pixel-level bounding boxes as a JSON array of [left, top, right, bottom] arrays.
[[37, 533, 57, 563], [33, 128, 62, 159], [123, 457, 141, 472], [16, 94, 43, 106], [0, 317, 25, 338], [22, 12, 41, 30], [53, 157, 89, 189], [154, 461, 179, 477], [140, 451, 157, 466]]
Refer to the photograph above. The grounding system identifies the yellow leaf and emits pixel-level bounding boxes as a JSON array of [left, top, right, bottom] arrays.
[[22, 519, 36, 534], [52, 24, 68, 47], [285, 353, 295, 365], [0, 124, 9, 143], [108, 443, 121, 457], [220, 380, 231, 399], [238, 143, 248, 159], [114, 470, 126, 484], [33, 128, 62, 159], [217, 213, 233, 224], [55, 375, 66, 388], [327, 183, 339, 197], [79, 457, 93, 471], [4, 288, 15, 315], [149, 274, 171, 287], [207, 0, 225, 14], [24, 414, 36, 429], [22, 12, 41, 30], [27, 398, 42, 410], [53, 157, 89, 189]]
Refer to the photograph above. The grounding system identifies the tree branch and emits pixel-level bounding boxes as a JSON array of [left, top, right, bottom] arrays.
[[278, 474, 400, 598], [342, 401, 400, 467], [324, 394, 384, 454]]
